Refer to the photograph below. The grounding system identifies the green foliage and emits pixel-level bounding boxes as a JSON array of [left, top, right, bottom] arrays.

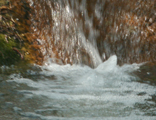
[[0, 34, 21, 65], [0, 0, 44, 66]]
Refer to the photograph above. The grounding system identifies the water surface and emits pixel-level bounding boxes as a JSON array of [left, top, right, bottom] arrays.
[[0, 56, 156, 120]]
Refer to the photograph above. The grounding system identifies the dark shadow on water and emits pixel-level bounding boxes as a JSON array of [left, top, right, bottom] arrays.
[[135, 63, 156, 86]]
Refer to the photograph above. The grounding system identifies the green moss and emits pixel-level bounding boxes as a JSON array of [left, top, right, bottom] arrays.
[[0, 34, 21, 65]]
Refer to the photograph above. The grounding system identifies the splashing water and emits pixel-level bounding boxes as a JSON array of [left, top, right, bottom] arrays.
[[0, 0, 156, 119], [0, 55, 155, 120]]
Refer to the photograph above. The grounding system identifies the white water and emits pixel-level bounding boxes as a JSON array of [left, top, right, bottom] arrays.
[[6, 55, 156, 120], [0, 0, 154, 119]]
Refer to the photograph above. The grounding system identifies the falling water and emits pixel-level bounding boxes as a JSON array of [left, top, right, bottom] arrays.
[[0, 0, 156, 120], [29, 0, 156, 66], [30, 0, 104, 67]]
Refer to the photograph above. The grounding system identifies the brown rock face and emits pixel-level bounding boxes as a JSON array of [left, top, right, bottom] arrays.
[[6, 0, 156, 67]]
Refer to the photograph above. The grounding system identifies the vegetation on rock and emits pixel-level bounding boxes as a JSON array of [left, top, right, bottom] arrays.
[[0, 0, 43, 66]]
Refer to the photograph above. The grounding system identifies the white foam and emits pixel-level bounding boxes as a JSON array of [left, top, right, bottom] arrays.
[[7, 55, 156, 118], [95, 55, 117, 73]]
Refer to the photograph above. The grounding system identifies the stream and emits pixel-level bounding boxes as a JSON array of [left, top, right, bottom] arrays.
[[0, 0, 156, 119], [0, 55, 156, 120]]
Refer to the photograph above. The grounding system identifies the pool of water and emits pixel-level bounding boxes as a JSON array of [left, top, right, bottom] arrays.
[[0, 55, 156, 120]]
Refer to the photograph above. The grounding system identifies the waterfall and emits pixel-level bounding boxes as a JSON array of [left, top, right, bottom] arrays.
[[28, 0, 102, 67], [28, 0, 156, 66], [1, 1, 156, 119]]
